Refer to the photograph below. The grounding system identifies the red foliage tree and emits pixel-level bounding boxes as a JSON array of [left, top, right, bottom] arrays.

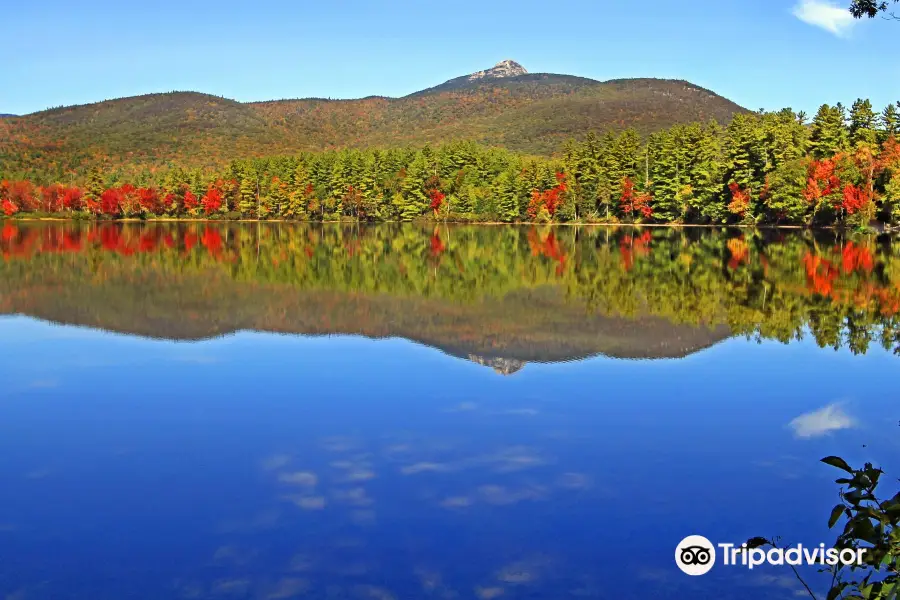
[[876, 136, 900, 173], [137, 187, 161, 214], [61, 187, 84, 211], [727, 182, 751, 218], [118, 184, 140, 216], [84, 196, 101, 215], [634, 191, 653, 219], [527, 173, 567, 220], [1, 199, 18, 216], [162, 192, 179, 214], [183, 189, 198, 212], [7, 181, 36, 212], [100, 188, 123, 216], [39, 185, 84, 212], [41, 184, 64, 212], [841, 185, 866, 215], [619, 177, 636, 220], [803, 158, 843, 213], [428, 189, 445, 215], [202, 187, 224, 215]]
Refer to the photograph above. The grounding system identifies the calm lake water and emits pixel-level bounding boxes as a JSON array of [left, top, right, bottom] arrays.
[[1, 222, 898, 600]]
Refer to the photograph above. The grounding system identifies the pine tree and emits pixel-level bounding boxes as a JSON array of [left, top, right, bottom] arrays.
[[358, 151, 385, 220], [723, 113, 766, 219], [692, 121, 726, 222], [879, 103, 900, 142], [609, 129, 642, 207], [761, 108, 809, 168], [399, 154, 430, 220], [849, 98, 879, 147], [766, 159, 808, 223], [287, 162, 312, 219], [810, 104, 850, 158], [269, 177, 290, 217], [85, 167, 105, 205], [494, 170, 519, 222], [239, 169, 258, 217], [647, 128, 685, 221]]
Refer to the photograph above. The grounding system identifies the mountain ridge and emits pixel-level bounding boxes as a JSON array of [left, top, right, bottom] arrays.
[[0, 60, 749, 180], [15, 60, 736, 114]]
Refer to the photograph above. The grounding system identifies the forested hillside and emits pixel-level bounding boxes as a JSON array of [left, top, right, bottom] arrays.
[[2, 99, 899, 227], [0, 61, 746, 181]]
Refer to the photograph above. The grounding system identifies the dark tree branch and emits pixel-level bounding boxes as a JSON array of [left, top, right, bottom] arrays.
[[849, 0, 900, 19]]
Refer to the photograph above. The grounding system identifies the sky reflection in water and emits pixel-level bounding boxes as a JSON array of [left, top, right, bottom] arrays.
[[1, 318, 898, 600]]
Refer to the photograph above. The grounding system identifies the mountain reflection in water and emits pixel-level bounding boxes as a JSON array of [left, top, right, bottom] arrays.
[[0, 221, 898, 368]]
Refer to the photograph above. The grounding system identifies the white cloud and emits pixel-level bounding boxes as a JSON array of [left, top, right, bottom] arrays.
[[789, 403, 856, 438], [793, 0, 856, 36]]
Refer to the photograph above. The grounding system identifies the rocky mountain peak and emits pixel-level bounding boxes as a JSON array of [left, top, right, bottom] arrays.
[[466, 60, 527, 82]]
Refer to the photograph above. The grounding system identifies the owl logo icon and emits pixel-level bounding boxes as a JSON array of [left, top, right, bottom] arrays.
[[675, 535, 716, 575]]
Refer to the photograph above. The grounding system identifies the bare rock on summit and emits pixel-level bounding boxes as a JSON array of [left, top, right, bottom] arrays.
[[467, 60, 528, 82]]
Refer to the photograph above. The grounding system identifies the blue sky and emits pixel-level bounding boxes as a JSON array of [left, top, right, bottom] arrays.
[[2, 0, 898, 116]]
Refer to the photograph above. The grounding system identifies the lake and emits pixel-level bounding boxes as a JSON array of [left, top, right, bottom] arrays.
[[0, 221, 898, 600]]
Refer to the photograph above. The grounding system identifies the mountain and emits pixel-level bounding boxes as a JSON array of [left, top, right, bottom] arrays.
[[0, 60, 748, 179], [0, 114, 14, 118], [411, 59, 530, 94]]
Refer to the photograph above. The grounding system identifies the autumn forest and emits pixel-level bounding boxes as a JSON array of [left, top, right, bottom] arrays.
[[2, 99, 900, 228]]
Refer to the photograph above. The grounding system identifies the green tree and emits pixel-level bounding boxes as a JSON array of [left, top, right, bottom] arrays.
[[494, 170, 519, 222], [880, 103, 900, 142], [810, 104, 850, 158], [239, 170, 258, 217], [849, 98, 879, 147], [766, 158, 809, 223]]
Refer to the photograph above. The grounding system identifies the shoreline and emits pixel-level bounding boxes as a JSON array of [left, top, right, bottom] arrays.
[[0, 216, 875, 231]]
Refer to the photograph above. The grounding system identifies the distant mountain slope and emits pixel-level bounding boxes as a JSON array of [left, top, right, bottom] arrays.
[[0, 61, 747, 180]]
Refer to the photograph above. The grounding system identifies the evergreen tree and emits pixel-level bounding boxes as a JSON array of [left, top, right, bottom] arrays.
[[766, 159, 808, 223], [810, 104, 850, 158], [849, 98, 879, 147], [239, 169, 258, 217], [269, 177, 290, 217], [723, 113, 766, 219], [494, 170, 519, 222], [85, 167, 105, 205], [879, 102, 900, 142]]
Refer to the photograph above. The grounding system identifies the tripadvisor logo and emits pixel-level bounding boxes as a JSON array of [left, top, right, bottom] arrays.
[[675, 535, 867, 576], [676, 535, 716, 576]]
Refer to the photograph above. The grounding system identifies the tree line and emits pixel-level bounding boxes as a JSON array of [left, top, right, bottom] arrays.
[[2, 99, 900, 227]]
